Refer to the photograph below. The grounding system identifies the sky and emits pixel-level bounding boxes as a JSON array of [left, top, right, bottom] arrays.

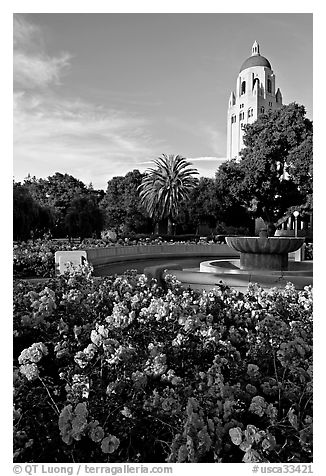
[[13, 12, 313, 191]]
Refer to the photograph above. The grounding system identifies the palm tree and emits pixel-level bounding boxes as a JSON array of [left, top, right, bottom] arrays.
[[138, 154, 199, 234]]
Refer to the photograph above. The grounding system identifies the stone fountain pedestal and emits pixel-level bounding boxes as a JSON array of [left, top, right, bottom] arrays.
[[194, 235, 312, 291], [225, 236, 305, 271]]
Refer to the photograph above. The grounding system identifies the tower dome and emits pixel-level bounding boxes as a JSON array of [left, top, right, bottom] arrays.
[[239, 55, 271, 73], [239, 40, 271, 72]]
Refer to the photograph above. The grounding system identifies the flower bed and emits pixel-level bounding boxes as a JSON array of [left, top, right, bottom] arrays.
[[13, 237, 217, 279], [13, 265, 313, 463]]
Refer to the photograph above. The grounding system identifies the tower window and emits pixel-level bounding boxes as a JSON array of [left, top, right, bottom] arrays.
[[231, 115, 236, 124], [260, 106, 265, 114], [241, 81, 246, 95], [248, 108, 253, 118], [267, 78, 272, 93]]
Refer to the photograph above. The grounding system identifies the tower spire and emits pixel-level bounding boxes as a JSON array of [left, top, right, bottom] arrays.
[[251, 40, 260, 56]]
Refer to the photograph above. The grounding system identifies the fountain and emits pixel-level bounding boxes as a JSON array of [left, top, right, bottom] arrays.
[[195, 234, 312, 291], [55, 233, 312, 292], [156, 232, 313, 292], [225, 235, 305, 271]]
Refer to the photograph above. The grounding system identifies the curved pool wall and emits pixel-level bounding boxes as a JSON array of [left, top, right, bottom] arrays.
[[162, 265, 313, 292], [54, 243, 311, 292], [54, 243, 239, 276], [200, 259, 313, 276]]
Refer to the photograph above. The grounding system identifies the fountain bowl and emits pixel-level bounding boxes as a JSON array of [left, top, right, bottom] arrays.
[[225, 236, 305, 271]]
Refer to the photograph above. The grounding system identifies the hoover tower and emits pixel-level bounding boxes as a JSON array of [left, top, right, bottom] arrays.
[[227, 41, 283, 160]]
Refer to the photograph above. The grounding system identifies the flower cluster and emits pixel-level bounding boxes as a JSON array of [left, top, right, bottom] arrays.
[[13, 265, 313, 463], [27, 287, 57, 319], [18, 342, 48, 381]]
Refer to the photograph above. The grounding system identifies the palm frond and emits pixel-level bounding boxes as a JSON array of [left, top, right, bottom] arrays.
[[138, 154, 199, 222]]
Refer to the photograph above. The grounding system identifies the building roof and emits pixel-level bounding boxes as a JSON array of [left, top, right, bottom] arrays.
[[239, 54, 271, 73]]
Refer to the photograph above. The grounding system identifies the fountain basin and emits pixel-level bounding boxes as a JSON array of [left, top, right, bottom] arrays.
[[200, 259, 313, 276], [226, 236, 305, 271]]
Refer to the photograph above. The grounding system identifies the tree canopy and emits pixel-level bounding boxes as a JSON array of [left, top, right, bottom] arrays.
[[13, 183, 54, 240], [219, 103, 312, 232], [100, 170, 151, 234], [22, 173, 103, 237], [65, 195, 103, 239]]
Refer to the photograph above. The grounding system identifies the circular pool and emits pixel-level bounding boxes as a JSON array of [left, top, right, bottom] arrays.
[[93, 256, 223, 277]]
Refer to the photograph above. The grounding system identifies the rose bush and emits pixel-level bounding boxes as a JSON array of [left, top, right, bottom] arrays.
[[13, 265, 313, 463]]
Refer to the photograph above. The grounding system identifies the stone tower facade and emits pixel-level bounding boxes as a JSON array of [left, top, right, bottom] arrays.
[[227, 41, 283, 160]]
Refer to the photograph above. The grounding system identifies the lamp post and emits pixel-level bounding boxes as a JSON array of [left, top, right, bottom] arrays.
[[293, 211, 299, 237]]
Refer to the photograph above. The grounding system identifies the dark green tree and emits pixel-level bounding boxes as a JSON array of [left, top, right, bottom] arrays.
[[23, 173, 103, 237], [286, 134, 313, 217], [100, 170, 151, 234], [138, 154, 199, 235], [221, 103, 312, 234], [178, 177, 221, 233], [65, 195, 104, 240], [13, 183, 54, 241]]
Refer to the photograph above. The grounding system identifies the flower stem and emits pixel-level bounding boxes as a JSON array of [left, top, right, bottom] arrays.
[[39, 377, 60, 415]]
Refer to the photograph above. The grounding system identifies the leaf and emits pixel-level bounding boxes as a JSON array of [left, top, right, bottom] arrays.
[[177, 444, 188, 463], [288, 408, 298, 430], [229, 427, 243, 446]]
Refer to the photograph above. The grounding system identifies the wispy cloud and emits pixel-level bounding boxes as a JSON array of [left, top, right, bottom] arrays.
[[13, 15, 40, 49], [13, 15, 164, 189], [199, 124, 227, 158], [14, 14, 71, 90], [14, 91, 164, 189], [189, 156, 224, 162], [14, 52, 71, 89], [188, 156, 227, 178]]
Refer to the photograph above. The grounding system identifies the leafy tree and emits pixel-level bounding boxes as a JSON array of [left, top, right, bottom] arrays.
[[138, 154, 199, 234], [178, 177, 220, 233], [65, 195, 104, 240], [221, 103, 312, 234], [286, 134, 313, 217], [13, 183, 54, 241], [100, 170, 151, 234], [215, 161, 253, 230], [23, 173, 103, 237]]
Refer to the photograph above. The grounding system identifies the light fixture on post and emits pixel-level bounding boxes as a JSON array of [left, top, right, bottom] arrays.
[[293, 211, 300, 237]]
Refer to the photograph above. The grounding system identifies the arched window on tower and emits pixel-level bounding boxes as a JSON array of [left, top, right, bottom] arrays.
[[241, 81, 246, 95], [267, 78, 272, 93], [248, 108, 253, 118], [260, 106, 265, 114]]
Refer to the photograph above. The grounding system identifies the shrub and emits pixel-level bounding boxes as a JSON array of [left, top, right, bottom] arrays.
[[13, 265, 313, 463]]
